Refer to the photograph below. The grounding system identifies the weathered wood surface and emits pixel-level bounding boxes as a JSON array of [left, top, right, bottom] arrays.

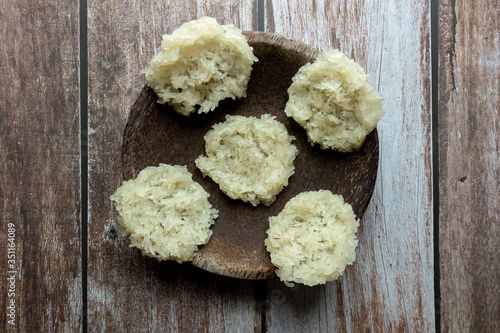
[[438, 0, 500, 331], [87, 1, 263, 332], [264, 0, 435, 332], [0, 1, 82, 332], [2, 0, 499, 331]]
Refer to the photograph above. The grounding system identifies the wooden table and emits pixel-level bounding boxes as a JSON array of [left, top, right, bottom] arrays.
[[1, 0, 498, 332]]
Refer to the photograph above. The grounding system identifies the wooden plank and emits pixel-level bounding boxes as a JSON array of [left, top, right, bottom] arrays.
[[0, 1, 81, 332], [87, 1, 263, 331], [264, 1, 434, 331], [438, 0, 499, 331]]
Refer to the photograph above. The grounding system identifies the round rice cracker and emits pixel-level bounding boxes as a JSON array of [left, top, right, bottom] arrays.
[[143, 17, 258, 116], [110, 164, 218, 263], [196, 114, 298, 206], [265, 190, 359, 286], [285, 49, 384, 152]]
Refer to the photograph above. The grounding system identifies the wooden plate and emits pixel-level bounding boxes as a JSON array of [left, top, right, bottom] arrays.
[[121, 31, 379, 280]]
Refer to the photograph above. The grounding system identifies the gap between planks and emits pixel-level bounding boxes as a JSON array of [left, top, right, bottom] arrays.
[[80, 0, 89, 330]]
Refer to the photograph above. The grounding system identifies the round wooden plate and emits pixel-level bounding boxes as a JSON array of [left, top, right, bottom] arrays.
[[121, 31, 379, 280]]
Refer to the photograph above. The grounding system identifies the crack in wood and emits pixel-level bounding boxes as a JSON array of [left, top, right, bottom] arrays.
[[449, 0, 457, 91]]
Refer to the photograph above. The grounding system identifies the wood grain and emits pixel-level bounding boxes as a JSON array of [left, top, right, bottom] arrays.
[[0, 1, 81, 332], [87, 1, 264, 331], [2, 0, 496, 331], [438, 0, 500, 331], [264, 0, 434, 332]]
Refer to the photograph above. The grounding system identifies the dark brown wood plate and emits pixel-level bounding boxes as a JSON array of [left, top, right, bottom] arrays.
[[121, 31, 379, 280]]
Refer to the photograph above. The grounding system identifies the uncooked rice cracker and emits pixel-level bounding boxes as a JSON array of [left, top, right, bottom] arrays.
[[143, 17, 258, 116], [285, 49, 384, 152], [110, 164, 218, 263], [265, 190, 359, 286], [196, 114, 298, 206]]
